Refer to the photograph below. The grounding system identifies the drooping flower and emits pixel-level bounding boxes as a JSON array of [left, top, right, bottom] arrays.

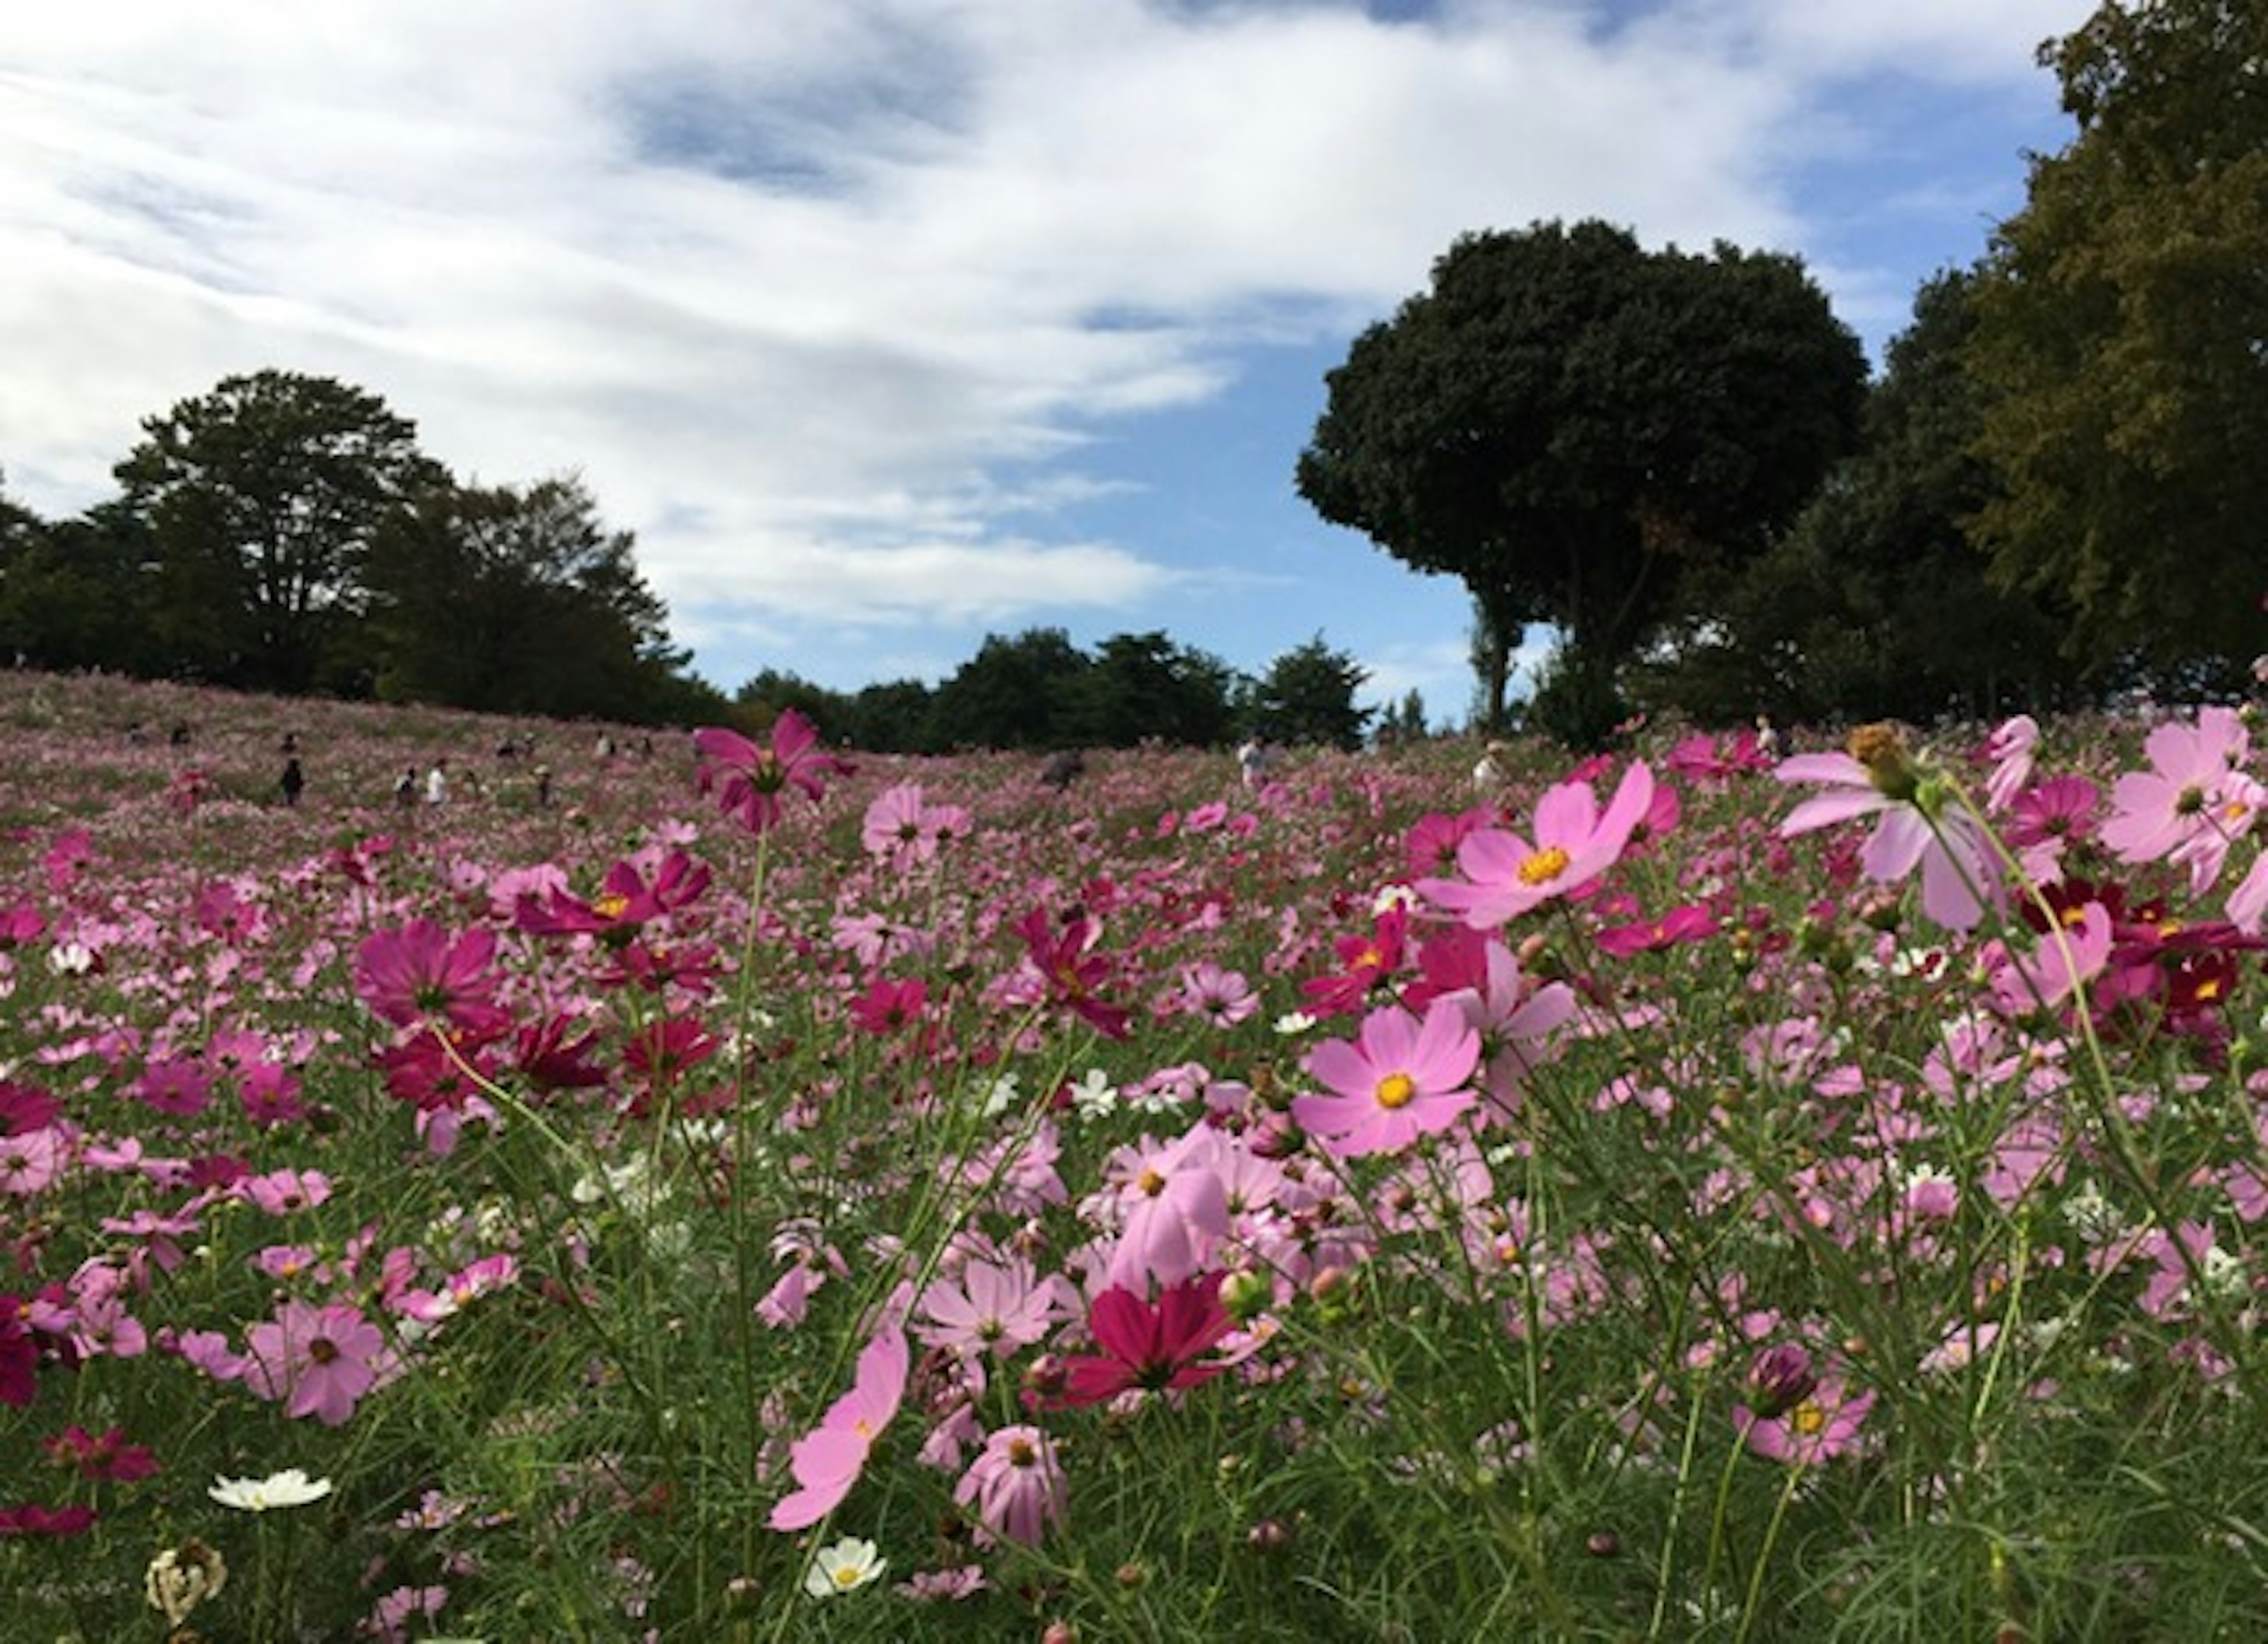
[[1736, 1375, 1876, 1466], [1776, 725, 2002, 931], [1293, 999, 1480, 1158], [695, 710, 850, 836], [208, 1467, 334, 1511], [769, 1324, 910, 1531], [1045, 1270, 1237, 1408], [953, 1425, 1068, 1547], [1419, 761, 1656, 928]]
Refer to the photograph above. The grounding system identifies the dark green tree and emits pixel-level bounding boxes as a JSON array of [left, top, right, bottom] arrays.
[[363, 475, 702, 722], [0, 500, 170, 676], [115, 371, 447, 693], [1645, 270, 2075, 724], [1296, 219, 1866, 744], [1249, 635, 1371, 751], [927, 627, 1092, 750], [1072, 631, 1239, 748], [1966, 0, 2268, 675]]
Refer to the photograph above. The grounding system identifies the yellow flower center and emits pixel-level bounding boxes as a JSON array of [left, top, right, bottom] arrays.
[[594, 892, 631, 919], [833, 1565, 862, 1589], [1791, 1401, 1827, 1437], [1136, 1167, 1167, 1198], [1375, 1072, 1417, 1110], [1517, 846, 1571, 886]]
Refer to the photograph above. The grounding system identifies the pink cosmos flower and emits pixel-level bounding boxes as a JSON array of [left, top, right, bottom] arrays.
[[1178, 962, 1258, 1028], [354, 921, 510, 1036], [861, 782, 969, 862], [915, 1256, 1079, 1362], [768, 1323, 910, 1531], [1419, 762, 1656, 928], [1776, 725, 2002, 931], [1736, 1375, 1876, 1466], [0, 1127, 63, 1197], [695, 709, 850, 836], [514, 850, 711, 942], [241, 1299, 393, 1426], [1408, 931, 1577, 1123], [1101, 1128, 1231, 1290], [1293, 999, 1480, 1158], [1982, 714, 2040, 812], [953, 1424, 1067, 1547], [2100, 706, 2249, 869], [1990, 901, 2112, 1017]]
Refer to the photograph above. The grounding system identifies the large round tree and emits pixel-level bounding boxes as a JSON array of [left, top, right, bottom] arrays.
[[1296, 219, 1866, 741]]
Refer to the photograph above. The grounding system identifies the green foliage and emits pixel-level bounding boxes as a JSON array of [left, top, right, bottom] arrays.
[[1247, 634, 1371, 749], [115, 370, 449, 693], [1966, 0, 2268, 675], [1298, 219, 1867, 735], [364, 475, 703, 723], [1642, 270, 2078, 725]]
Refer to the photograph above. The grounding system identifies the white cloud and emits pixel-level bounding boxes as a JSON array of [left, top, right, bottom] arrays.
[[0, 0, 2096, 693]]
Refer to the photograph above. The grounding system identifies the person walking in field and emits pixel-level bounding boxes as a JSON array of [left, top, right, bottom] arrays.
[[423, 761, 449, 807], [1472, 741, 1508, 796], [393, 766, 416, 808], [279, 756, 305, 807]]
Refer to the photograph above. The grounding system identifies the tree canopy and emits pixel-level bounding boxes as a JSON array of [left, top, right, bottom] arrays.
[[115, 370, 448, 694], [1966, 0, 2268, 676], [1297, 219, 1866, 742]]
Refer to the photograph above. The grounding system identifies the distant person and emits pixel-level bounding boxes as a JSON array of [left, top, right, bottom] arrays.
[[1755, 715, 1783, 761], [423, 761, 449, 807], [393, 766, 417, 809], [1472, 741, 1508, 796], [279, 756, 305, 807], [1236, 737, 1271, 791], [535, 764, 555, 808], [168, 720, 191, 748], [1040, 749, 1085, 791]]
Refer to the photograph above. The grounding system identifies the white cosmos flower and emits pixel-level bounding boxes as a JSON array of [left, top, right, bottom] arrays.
[[208, 1468, 334, 1512], [804, 1535, 887, 1598]]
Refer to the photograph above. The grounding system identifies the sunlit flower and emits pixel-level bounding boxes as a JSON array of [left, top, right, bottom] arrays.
[[1419, 761, 1656, 928], [208, 1467, 334, 1511], [804, 1535, 887, 1597], [1293, 999, 1480, 1157]]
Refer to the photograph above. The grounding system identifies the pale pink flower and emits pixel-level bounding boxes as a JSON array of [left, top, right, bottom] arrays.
[[1983, 715, 2039, 812], [1776, 726, 2001, 931], [1419, 762, 1656, 928], [2100, 706, 2250, 870], [914, 1257, 1079, 1361], [241, 1299, 393, 1426], [952, 1424, 1068, 1547], [1099, 1128, 1231, 1291], [768, 1323, 910, 1531], [1990, 902, 2112, 1017]]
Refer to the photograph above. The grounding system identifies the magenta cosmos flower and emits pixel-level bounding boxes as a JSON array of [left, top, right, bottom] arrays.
[[240, 1299, 393, 1426], [769, 1323, 910, 1531], [1776, 725, 2002, 931], [1419, 762, 1656, 928], [694, 709, 850, 837], [1048, 1271, 1237, 1408], [354, 921, 510, 1036], [1293, 999, 1480, 1158]]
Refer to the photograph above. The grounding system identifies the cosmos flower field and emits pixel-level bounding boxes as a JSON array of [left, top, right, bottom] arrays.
[[6, 667, 2268, 1642]]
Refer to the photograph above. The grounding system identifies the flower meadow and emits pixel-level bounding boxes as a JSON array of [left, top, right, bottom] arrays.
[[8, 670, 2268, 1642]]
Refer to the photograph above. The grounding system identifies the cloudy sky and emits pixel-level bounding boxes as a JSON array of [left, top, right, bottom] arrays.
[[1, 0, 2094, 722]]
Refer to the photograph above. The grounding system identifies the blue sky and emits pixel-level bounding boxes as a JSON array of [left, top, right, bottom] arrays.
[[0, 0, 2094, 723]]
